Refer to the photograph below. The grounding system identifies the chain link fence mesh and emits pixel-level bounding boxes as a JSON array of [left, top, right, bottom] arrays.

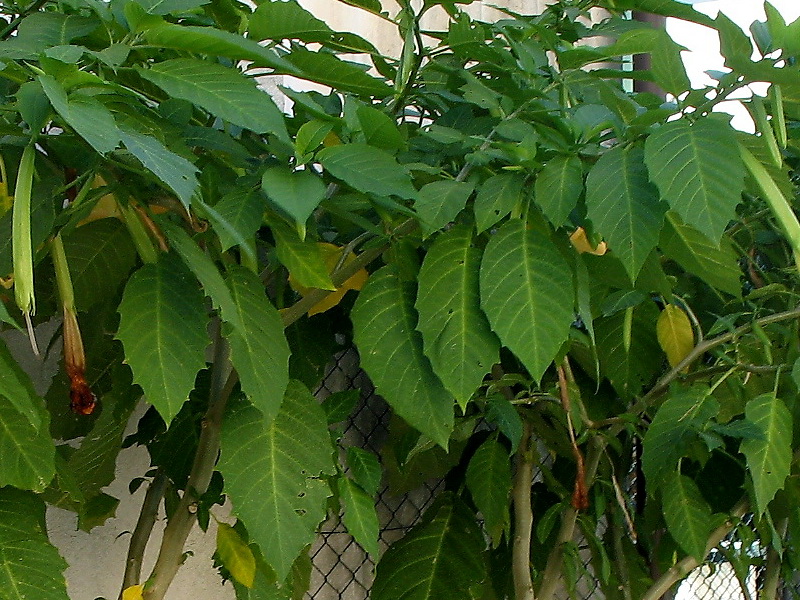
[[308, 349, 765, 600]]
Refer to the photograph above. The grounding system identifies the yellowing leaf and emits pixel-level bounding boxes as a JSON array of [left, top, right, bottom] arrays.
[[122, 584, 144, 600], [216, 523, 256, 588], [78, 176, 121, 225], [657, 304, 694, 368], [570, 227, 607, 255], [288, 242, 368, 316]]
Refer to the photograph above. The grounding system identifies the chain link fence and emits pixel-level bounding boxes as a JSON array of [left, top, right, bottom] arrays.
[[308, 349, 765, 600]]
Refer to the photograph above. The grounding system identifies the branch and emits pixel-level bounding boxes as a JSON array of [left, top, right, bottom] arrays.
[[512, 420, 536, 600], [640, 497, 749, 600], [761, 518, 788, 600]]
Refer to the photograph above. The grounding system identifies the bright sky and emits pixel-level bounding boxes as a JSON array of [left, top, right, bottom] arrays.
[[667, 0, 800, 130]]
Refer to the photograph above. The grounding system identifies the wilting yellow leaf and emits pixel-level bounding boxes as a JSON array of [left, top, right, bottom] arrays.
[[657, 304, 694, 368], [122, 584, 144, 600], [78, 176, 121, 225], [570, 227, 607, 255], [289, 242, 368, 316], [216, 523, 256, 588]]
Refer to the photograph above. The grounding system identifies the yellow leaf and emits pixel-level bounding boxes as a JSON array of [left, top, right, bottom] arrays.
[[216, 523, 256, 588], [78, 176, 121, 225], [122, 585, 144, 600], [570, 227, 607, 255], [657, 304, 694, 368], [288, 243, 368, 316]]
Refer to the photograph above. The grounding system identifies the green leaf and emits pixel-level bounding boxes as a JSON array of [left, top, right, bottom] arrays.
[[651, 33, 690, 96], [585, 145, 665, 282], [414, 181, 473, 237], [535, 155, 583, 228], [2, 12, 99, 57], [485, 395, 523, 452], [295, 120, 334, 157], [63, 219, 137, 312], [17, 81, 50, 134], [285, 46, 393, 98], [197, 191, 263, 256], [644, 119, 745, 243], [318, 143, 417, 199], [144, 24, 294, 72], [346, 447, 381, 496], [0, 539, 69, 600], [352, 266, 454, 448], [357, 105, 404, 152], [117, 256, 210, 424], [660, 211, 742, 297], [465, 437, 511, 546], [415, 226, 500, 408], [741, 394, 792, 515], [642, 387, 719, 492], [132, 0, 209, 15], [372, 493, 487, 600], [0, 337, 44, 430], [39, 76, 120, 155], [137, 59, 289, 140], [270, 220, 335, 290], [223, 266, 290, 425], [338, 477, 379, 556], [219, 380, 335, 580], [0, 487, 47, 544], [217, 522, 256, 588], [662, 472, 713, 562], [262, 168, 326, 227], [473, 173, 525, 234], [0, 394, 55, 492], [119, 128, 199, 209], [479, 220, 573, 383], [249, 0, 331, 41]]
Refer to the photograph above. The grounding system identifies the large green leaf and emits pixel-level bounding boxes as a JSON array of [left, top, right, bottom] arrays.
[[535, 155, 583, 228], [479, 220, 573, 383], [338, 477, 379, 556], [372, 493, 487, 600], [137, 58, 289, 139], [201, 190, 264, 253], [586, 145, 665, 282], [318, 143, 417, 199], [651, 32, 691, 96], [414, 181, 473, 236], [0, 395, 55, 492], [63, 219, 137, 311], [119, 128, 199, 208], [223, 267, 290, 425], [352, 266, 454, 448], [0, 12, 99, 57], [117, 256, 210, 424], [285, 46, 393, 98], [219, 381, 335, 580], [662, 472, 713, 562], [644, 118, 745, 243], [642, 387, 719, 492], [0, 539, 69, 600], [0, 337, 44, 430], [270, 220, 335, 291], [659, 211, 742, 297], [473, 173, 524, 234], [262, 168, 326, 227], [132, 0, 209, 15], [415, 226, 500, 408], [741, 394, 792, 515], [249, 0, 331, 41], [465, 436, 511, 546], [0, 487, 47, 543]]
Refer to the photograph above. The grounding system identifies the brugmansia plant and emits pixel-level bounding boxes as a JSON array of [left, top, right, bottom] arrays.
[[1, 0, 800, 598]]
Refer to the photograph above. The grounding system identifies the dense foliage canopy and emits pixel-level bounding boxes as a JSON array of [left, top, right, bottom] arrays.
[[0, 0, 799, 598]]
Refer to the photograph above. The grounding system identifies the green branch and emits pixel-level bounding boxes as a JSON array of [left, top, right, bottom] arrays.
[[512, 420, 536, 600]]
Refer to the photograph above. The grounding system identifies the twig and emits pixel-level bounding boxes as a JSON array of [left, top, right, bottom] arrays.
[[640, 497, 749, 600], [512, 420, 536, 600]]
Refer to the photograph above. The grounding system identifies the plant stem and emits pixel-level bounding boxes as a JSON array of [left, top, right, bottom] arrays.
[[640, 497, 749, 600], [119, 470, 168, 597], [512, 420, 536, 600], [761, 518, 788, 600], [142, 321, 232, 600]]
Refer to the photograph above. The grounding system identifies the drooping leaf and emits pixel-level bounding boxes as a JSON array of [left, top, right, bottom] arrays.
[[352, 266, 454, 448], [465, 436, 511, 546], [644, 118, 745, 244], [219, 380, 335, 580], [662, 472, 713, 562], [137, 59, 289, 140], [414, 181, 473, 236], [585, 145, 665, 282], [372, 493, 487, 600], [473, 173, 524, 234], [535, 155, 583, 228], [117, 256, 210, 424], [656, 304, 694, 368], [317, 143, 417, 199], [270, 220, 336, 291], [741, 394, 792, 515], [0, 394, 54, 492], [338, 477, 379, 556], [262, 168, 326, 227], [217, 522, 257, 588], [346, 447, 381, 496], [479, 220, 573, 383], [660, 212, 742, 297], [415, 225, 500, 408], [223, 266, 290, 425], [642, 387, 719, 492]]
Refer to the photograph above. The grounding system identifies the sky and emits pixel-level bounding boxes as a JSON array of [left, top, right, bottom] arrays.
[[667, 0, 800, 130]]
